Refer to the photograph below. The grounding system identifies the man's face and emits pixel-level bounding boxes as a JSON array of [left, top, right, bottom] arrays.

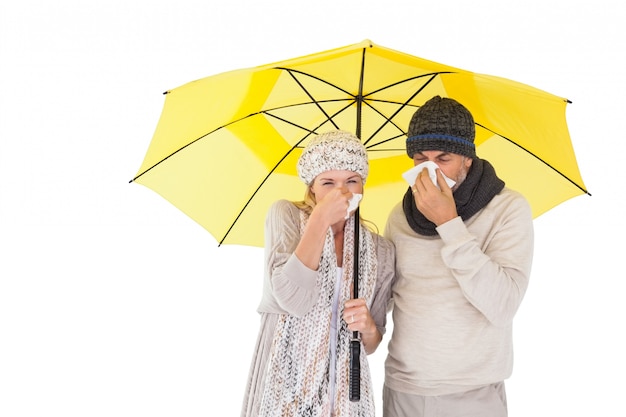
[[412, 150, 473, 191]]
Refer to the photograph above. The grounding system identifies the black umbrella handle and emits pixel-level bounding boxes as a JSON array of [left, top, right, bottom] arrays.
[[349, 337, 361, 401], [349, 208, 361, 402]]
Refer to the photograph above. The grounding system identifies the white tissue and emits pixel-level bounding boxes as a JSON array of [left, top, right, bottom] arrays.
[[345, 193, 362, 219], [402, 161, 456, 190]]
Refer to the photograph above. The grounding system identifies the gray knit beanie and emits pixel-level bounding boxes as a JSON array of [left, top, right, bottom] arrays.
[[406, 96, 476, 158]]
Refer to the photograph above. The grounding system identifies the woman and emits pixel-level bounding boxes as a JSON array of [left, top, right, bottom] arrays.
[[241, 130, 395, 417]]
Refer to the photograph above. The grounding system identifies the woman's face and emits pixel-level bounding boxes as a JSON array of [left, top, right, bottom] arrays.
[[310, 170, 364, 202]]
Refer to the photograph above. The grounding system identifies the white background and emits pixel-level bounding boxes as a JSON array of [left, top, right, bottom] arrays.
[[1, 1, 623, 416]]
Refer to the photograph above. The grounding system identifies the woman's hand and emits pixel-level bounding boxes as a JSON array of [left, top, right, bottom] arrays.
[[343, 298, 382, 354], [295, 188, 353, 270], [312, 188, 353, 228]]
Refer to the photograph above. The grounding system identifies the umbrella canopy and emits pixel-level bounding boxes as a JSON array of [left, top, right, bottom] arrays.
[[131, 39, 589, 247]]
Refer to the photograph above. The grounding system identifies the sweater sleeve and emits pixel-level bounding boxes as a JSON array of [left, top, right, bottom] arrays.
[[367, 234, 396, 336], [264, 200, 319, 317], [436, 191, 534, 327]]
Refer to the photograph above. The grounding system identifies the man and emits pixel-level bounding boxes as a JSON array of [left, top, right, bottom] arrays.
[[383, 96, 533, 417]]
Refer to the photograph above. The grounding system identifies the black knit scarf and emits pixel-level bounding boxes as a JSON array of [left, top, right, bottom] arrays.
[[402, 158, 505, 236]]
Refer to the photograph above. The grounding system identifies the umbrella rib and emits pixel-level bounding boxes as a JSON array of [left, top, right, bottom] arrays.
[[130, 123, 237, 182], [275, 67, 354, 96], [130, 98, 356, 183], [360, 99, 413, 138], [362, 73, 439, 147], [130, 134, 210, 182], [264, 101, 355, 135], [281, 68, 343, 130], [363, 71, 455, 98], [477, 123, 591, 196], [267, 98, 353, 109], [218, 139, 313, 246]]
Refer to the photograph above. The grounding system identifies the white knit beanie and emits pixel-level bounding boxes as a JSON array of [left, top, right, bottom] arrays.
[[297, 130, 369, 185]]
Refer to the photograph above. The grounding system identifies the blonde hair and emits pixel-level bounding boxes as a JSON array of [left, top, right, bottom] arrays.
[[292, 187, 316, 216]]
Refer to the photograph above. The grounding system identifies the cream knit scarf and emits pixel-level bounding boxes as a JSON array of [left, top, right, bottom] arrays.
[[258, 211, 378, 417]]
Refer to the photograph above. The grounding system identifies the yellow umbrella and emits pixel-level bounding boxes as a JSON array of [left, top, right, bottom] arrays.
[[131, 39, 589, 247]]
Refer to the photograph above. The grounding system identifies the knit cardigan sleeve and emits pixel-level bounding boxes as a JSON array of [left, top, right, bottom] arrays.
[[436, 188, 534, 327], [367, 234, 396, 336], [258, 200, 320, 317]]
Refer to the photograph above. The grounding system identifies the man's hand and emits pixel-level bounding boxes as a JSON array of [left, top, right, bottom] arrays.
[[412, 168, 458, 226]]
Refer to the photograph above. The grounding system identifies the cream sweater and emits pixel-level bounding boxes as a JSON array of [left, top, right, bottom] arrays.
[[383, 188, 533, 396]]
